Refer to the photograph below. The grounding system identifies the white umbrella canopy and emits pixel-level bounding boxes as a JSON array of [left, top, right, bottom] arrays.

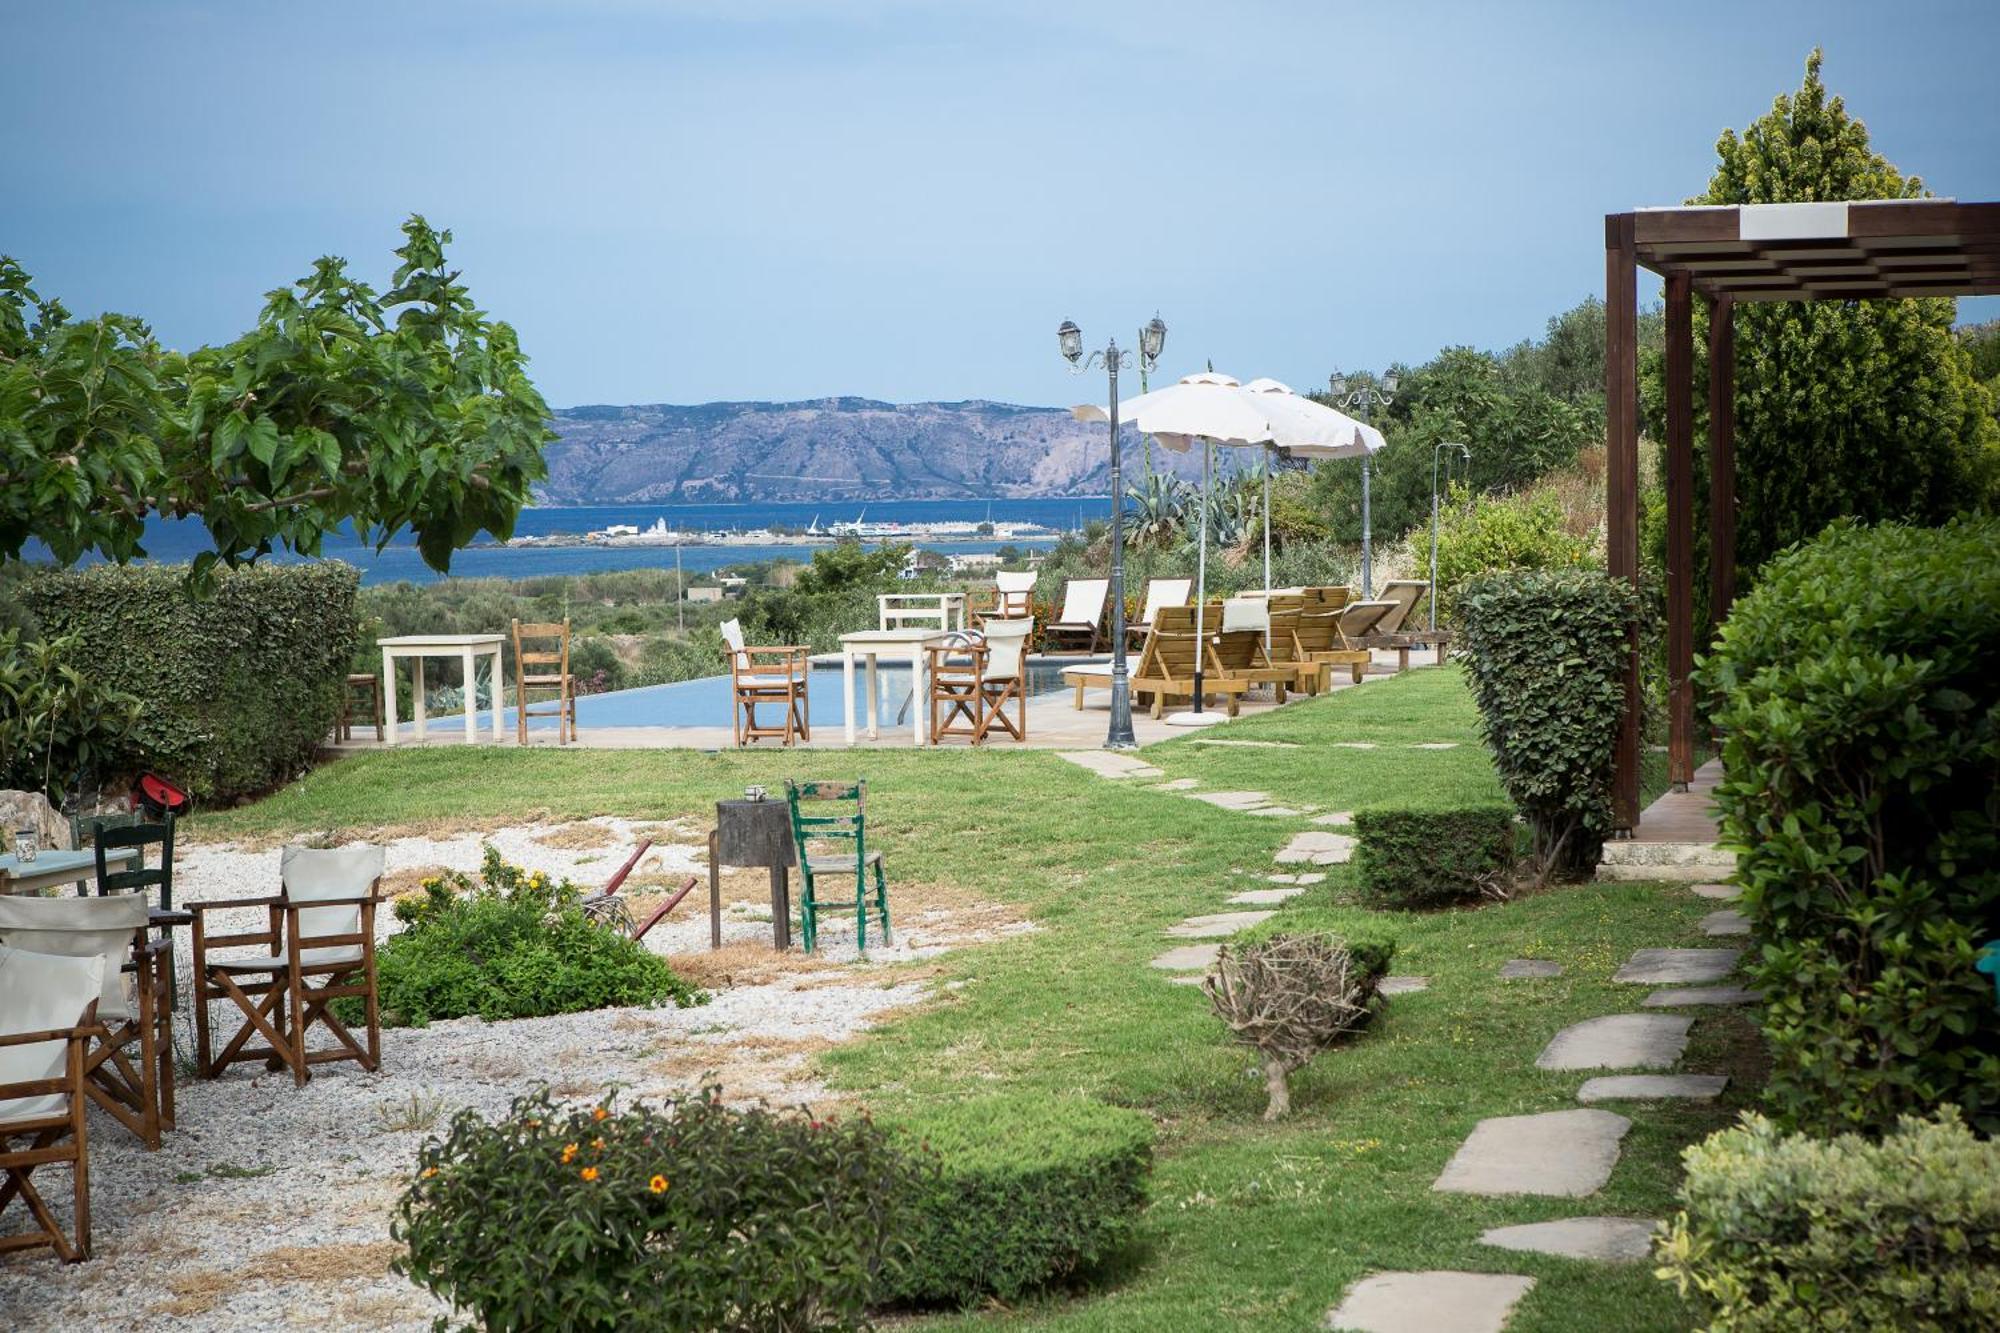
[[1241, 377, 1386, 458], [1072, 371, 1278, 452]]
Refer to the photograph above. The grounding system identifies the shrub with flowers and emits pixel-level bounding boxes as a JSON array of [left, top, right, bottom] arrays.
[[396, 1088, 918, 1332], [367, 846, 705, 1026]]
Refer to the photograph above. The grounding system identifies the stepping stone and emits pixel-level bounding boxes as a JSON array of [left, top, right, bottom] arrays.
[[1535, 1014, 1692, 1071], [1150, 944, 1220, 971], [1433, 1109, 1630, 1197], [1276, 831, 1356, 865], [1326, 1271, 1535, 1333], [1613, 948, 1740, 985], [1245, 806, 1308, 818], [1690, 882, 1739, 900], [1189, 790, 1275, 810], [1154, 778, 1200, 791], [1267, 872, 1326, 885], [1166, 974, 1206, 987], [1314, 811, 1355, 827], [1479, 1217, 1656, 1263], [1576, 1074, 1728, 1104], [1166, 911, 1275, 939], [1055, 751, 1163, 779], [1230, 887, 1304, 905], [1378, 976, 1429, 996], [1700, 909, 1750, 937], [1409, 742, 1460, 750], [1642, 986, 1760, 1008], [1499, 959, 1562, 980], [1189, 737, 1297, 748], [1332, 741, 1379, 749]]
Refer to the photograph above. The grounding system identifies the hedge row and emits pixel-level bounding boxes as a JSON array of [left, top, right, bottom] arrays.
[[1353, 806, 1516, 908], [21, 562, 359, 802]]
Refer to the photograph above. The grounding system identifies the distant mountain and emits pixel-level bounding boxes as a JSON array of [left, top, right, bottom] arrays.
[[537, 398, 1210, 504]]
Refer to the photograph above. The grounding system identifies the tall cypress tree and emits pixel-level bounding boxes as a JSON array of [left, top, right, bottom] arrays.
[[1695, 51, 1998, 574]]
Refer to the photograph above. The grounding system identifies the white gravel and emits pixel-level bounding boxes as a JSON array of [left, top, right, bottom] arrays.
[[0, 818, 1001, 1331]]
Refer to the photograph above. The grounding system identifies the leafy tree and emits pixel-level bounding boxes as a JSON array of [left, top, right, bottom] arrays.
[[0, 217, 552, 579], [1647, 51, 2000, 584]]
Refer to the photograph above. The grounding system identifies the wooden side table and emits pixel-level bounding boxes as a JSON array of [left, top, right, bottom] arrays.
[[709, 798, 798, 950]]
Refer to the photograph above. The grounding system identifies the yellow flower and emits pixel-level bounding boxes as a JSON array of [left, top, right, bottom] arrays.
[[580, 1166, 599, 1183], [561, 1143, 579, 1164], [592, 1107, 610, 1122], [649, 1175, 669, 1195]]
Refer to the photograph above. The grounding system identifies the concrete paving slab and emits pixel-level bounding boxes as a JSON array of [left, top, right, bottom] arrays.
[[1314, 811, 1355, 826], [1642, 986, 1760, 1008], [1267, 872, 1327, 885], [1326, 1271, 1535, 1333], [1576, 1074, 1728, 1104], [1165, 911, 1276, 939], [1166, 974, 1206, 986], [1700, 909, 1750, 937], [1230, 887, 1306, 905], [1150, 944, 1221, 970], [1154, 778, 1201, 791], [1613, 948, 1740, 984], [1432, 1109, 1631, 1197], [1190, 790, 1277, 810], [1189, 738, 1299, 748], [1479, 1217, 1656, 1263], [1410, 742, 1461, 750], [1499, 959, 1563, 979], [1245, 805, 1309, 818], [1690, 882, 1740, 900], [1277, 831, 1357, 864], [1332, 741, 1380, 749], [1379, 976, 1430, 996], [1535, 1014, 1693, 1071], [1056, 751, 1161, 779]]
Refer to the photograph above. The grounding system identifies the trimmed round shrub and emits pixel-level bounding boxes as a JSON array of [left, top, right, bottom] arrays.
[[1353, 805, 1516, 908], [397, 1088, 917, 1332], [1656, 1107, 2000, 1331], [1456, 568, 1641, 879], [1700, 516, 2000, 1135], [884, 1094, 1154, 1308]]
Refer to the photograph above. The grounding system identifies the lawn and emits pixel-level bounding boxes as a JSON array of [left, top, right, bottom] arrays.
[[195, 666, 1748, 1330]]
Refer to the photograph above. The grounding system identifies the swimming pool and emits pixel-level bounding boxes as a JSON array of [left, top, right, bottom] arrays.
[[511, 661, 1077, 731]]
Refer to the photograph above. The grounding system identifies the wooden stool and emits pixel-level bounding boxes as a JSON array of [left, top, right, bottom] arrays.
[[338, 673, 384, 742]]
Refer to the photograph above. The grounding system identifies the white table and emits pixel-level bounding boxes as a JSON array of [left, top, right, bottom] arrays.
[[0, 846, 136, 895], [379, 634, 507, 745], [876, 592, 967, 633], [838, 629, 951, 744]]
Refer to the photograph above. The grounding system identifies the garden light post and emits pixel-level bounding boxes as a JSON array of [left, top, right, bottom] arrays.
[[1060, 314, 1167, 750], [1328, 368, 1399, 597], [1429, 442, 1470, 632]]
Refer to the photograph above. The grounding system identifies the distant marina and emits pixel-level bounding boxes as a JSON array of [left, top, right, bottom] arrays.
[[507, 510, 1061, 551]]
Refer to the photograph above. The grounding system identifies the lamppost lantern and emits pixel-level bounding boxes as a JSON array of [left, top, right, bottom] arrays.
[[1382, 368, 1401, 394], [1057, 320, 1084, 366], [1327, 364, 1399, 597], [1328, 371, 1348, 398], [1140, 314, 1167, 367]]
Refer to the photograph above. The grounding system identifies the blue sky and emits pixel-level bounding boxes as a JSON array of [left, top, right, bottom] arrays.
[[6, 1, 1995, 408]]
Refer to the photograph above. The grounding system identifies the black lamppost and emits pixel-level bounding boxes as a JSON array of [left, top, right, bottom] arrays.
[[1061, 314, 1166, 749], [1430, 442, 1470, 631], [1328, 368, 1400, 597]]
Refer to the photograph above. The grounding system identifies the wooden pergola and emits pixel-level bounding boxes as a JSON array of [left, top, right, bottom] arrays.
[[1604, 198, 2000, 830]]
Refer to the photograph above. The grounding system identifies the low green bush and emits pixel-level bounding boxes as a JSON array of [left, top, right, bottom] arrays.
[[397, 1088, 917, 1332], [1429, 483, 1594, 626], [1353, 806, 1516, 908], [370, 848, 705, 1025], [883, 1094, 1153, 1308], [1656, 1108, 2000, 1331], [0, 630, 143, 800], [1456, 568, 1641, 879], [20, 561, 358, 802], [1701, 517, 2000, 1135]]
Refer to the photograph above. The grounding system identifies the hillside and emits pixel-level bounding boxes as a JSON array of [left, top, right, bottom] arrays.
[[538, 398, 1208, 503]]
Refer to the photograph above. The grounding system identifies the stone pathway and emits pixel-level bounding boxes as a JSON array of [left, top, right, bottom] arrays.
[[1327, 1271, 1535, 1333], [1499, 959, 1562, 979], [1187, 737, 1298, 748], [1055, 750, 1163, 780], [1612, 948, 1740, 984], [1229, 887, 1304, 906], [1314, 811, 1355, 826], [1699, 908, 1749, 937], [1479, 1218, 1655, 1262], [1433, 1109, 1631, 1197], [1576, 1074, 1728, 1104], [1275, 831, 1356, 865], [1267, 872, 1326, 885], [1535, 1015, 1691, 1071], [1150, 943, 1220, 971], [1642, 985, 1759, 1008], [1378, 976, 1429, 996], [1166, 911, 1275, 939], [1690, 882, 1740, 900]]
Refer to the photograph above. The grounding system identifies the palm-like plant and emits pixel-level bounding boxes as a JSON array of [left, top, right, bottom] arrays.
[[1123, 473, 1192, 550]]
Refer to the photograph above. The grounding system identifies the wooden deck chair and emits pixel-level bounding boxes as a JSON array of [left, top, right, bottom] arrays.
[[975, 570, 1037, 626], [926, 620, 1031, 745], [973, 618, 1032, 742], [1355, 579, 1452, 670], [512, 619, 577, 745], [1296, 599, 1373, 684], [721, 618, 809, 746], [0, 895, 172, 1151], [1263, 594, 1330, 695], [1129, 606, 1253, 717], [1127, 577, 1193, 648], [191, 844, 385, 1088], [0, 947, 104, 1262], [92, 814, 176, 1004], [1303, 585, 1353, 611], [1042, 579, 1110, 654], [784, 781, 891, 955], [1365, 580, 1428, 637], [1211, 599, 1295, 701]]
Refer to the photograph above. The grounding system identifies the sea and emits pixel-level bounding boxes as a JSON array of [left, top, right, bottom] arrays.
[[56, 497, 1103, 586]]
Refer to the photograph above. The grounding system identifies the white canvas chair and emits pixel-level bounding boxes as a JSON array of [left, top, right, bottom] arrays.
[[0, 947, 104, 1262], [1127, 578, 1194, 648], [1043, 579, 1111, 654], [925, 618, 1032, 744], [0, 894, 171, 1150], [977, 570, 1038, 625], [192, 844, 386, 1088], [721, 617, 809, 746]]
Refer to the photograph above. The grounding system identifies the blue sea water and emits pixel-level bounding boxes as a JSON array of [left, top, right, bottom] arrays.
[[50, 497, 1104, 586]]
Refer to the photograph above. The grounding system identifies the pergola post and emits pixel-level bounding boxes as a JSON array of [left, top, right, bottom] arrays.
[[1664, 272, 1696, 791], [1605, 214, 1642, 832], [1708, 295, 1737, 627]]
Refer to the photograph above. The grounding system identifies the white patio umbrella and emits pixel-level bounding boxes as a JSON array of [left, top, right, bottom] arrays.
[[1241, 378, 1385, 593], [1075, 372, 1281, 724]]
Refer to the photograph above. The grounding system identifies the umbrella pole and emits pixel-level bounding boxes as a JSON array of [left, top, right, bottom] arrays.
[[1263, 454, 1272, 595], [1192, 440, 1211, 713]]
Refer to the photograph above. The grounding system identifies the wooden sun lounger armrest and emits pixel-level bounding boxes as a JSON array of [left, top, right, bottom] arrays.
[[0, 1024, 97, 1049], [281, 893, 388, 909], [741, 644, 807, 655], [186, 895, 285, 912]]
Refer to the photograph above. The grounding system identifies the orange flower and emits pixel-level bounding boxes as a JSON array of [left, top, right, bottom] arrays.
[[561, 1143, 579, 1164], [649, 1175, 669, 1195], [580, 1166, 599, 1183], [421, 1166, 439, 1180], [591, 1137, 605, 1152], [592, 1107, 610, 1122]]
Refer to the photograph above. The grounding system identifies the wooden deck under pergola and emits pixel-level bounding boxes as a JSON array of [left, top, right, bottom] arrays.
[[1604, 198, 2000, 831]]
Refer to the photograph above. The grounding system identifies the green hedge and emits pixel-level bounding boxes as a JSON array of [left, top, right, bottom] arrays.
[[885, 1094, 1153, 1308], [1700, 517, 2000, 1136], [21, 562, 359, 803], [1657, 1108, 2000, 1330], [1353, 806, 1517, 908], [1456, 568, 1641, 879]]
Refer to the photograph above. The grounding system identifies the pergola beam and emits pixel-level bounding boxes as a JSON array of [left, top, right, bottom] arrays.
[[1663, 273, 1696, 791], [1604, 214, 1642, 832], [1708, 296, 1737, 628]]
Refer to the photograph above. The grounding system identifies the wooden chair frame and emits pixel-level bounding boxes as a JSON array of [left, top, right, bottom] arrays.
[[337, 672, 384, 742], [974, 571, 1037, 627], [1042, 578, 1110, 654], [724, 624, 810, 746], [785, 780, 890, 955], [1127, 578, 1194, 649], [1263, 595, 1332, 695], [512, 618, 577, 746], [0, 1008, 95, 1262], [1127, 606, 1252, 717], [190, 885, 384, 1088], [925, 637, 1028, 746]]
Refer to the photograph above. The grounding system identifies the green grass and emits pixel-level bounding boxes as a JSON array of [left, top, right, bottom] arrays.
[[194, 666, 1748, 1330]]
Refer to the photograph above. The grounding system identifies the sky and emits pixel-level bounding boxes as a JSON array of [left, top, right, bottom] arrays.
[[6, 1, 1996, 410]]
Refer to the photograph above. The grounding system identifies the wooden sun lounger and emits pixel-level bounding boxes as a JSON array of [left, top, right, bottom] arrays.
[[1263, 595, 1332, 695], [1061, 605, 1253, 716], [1355, 580, 1452, 670]]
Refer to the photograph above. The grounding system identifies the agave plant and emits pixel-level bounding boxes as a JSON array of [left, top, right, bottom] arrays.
[[1123, 472, 1192, 550]]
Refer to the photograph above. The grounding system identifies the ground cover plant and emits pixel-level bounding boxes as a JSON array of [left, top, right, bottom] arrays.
[[193, 668, 1753, 1331]]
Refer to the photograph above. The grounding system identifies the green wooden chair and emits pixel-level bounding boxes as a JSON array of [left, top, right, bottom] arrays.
[[784, 780, 891, 954], [93, 815, 177, 1003]]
